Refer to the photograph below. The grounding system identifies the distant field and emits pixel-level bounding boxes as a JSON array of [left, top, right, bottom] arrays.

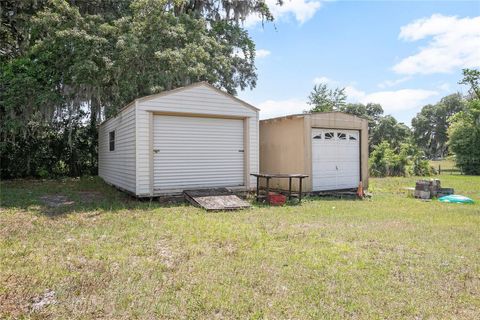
[[429, 158, 460, 174], [1, 175, 479, 319]]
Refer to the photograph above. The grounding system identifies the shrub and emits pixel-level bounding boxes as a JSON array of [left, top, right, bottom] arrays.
[[448, 99, 480, 175], [370, 141, 433, 177], [369, 141, 406, 177]]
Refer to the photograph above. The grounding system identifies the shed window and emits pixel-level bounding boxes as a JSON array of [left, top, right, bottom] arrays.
[[337, 132, 346, 140], [324, 132, 335, 140], [313, 133, 322, 139], [109, 131, 115, 151]]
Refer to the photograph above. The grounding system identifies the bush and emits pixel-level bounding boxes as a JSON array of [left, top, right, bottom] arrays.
[[369, 141, 433, 177], [448, 99, 480, 175], [369, 141, 406, 177], [407, 158, 433, 176], [0, 121, 97, 179]]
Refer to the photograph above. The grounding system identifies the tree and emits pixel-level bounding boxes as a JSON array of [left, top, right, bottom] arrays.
[[448, 99, 480, 175], [446, 70, 480, 175], [459, 68, 480, 99], [370, 115, 411, 152], [307, 83, 346, 112], [369, 140, 432, 177], [339, 102, 383, 134], [412, 94, 465, 159], [0, 0, 279, 178], [307, 85, 410, 153], [369, 141, 405, 177]]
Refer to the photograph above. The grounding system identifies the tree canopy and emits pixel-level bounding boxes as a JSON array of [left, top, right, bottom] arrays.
[[459, 68, 480, 99], [307, 83, 346, 112], [337, 102, 383, 137], [1, 2, 478, 178], [448, 69, 480, 174], [307, 83, 410, 152], [0, 0, 276, 178], [412, 93, 465, 159]]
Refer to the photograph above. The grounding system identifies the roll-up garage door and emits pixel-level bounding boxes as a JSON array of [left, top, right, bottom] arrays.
[[153, 115, 244, 191], [312, 128, 360, 191]]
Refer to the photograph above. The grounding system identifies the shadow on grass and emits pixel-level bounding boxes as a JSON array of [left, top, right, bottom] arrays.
[[304, 195, 361, 202], [1, 178, 367, 217], [0, 176, 188, 217], [250, 192, 361, 209]]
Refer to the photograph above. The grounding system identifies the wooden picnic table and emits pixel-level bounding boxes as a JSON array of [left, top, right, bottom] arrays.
[[250, 173, 309, 203]]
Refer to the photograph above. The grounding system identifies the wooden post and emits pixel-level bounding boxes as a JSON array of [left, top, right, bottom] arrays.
[[288, 177, 292, 200], [256, 176, 260, 201]]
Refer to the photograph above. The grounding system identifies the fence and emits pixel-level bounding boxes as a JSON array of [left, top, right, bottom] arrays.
[[436, 165, 462, 175]]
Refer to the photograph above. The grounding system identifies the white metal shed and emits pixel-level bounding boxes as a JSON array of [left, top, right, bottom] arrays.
[[98, 82, 259, 197]]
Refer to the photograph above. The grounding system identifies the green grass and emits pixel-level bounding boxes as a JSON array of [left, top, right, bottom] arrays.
[[1, 176, 479, 319], [429, 158, 460, 174]]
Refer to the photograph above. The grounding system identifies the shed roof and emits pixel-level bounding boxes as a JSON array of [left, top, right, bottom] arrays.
[[99, 82, 259, 126], [260, 111, 369, 123]]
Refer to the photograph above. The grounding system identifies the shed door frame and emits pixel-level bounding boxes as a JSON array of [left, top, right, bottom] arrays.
[[149, 112, 250, 194], [310, 126, 362, 191]]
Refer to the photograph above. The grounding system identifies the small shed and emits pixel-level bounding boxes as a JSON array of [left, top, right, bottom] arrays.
[[260, 112, 369, 192], [98, 82, 259, 197]]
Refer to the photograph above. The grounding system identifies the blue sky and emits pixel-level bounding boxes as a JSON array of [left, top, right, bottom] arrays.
[[237, 0, 480, 124]]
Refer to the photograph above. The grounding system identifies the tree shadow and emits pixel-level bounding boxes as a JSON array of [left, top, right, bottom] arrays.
[[249, 192, 362, 209], [304, 194, 363, 202], [0, 176, 189, 218], [0, 178, 366, 217]]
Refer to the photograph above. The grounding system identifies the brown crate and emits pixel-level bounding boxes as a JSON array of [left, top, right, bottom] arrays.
[[414, 190, 431, 199]]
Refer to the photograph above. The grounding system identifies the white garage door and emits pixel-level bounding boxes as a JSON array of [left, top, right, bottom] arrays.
[[153, 115, 244, 191], [312, 128, 360, 191]]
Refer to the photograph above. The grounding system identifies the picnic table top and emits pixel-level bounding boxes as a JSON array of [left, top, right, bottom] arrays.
[[250, 173, 309, 178]]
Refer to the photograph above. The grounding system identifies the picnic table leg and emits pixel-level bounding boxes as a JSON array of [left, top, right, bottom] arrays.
[[256, 176, 260, 201], [288, 177, 292, 200], [266, 177, 270, 203], [298, 178, 303, 203]]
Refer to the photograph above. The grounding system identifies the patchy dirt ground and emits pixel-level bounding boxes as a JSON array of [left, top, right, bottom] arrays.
[[40, 195, 75, 208], [31, 290, 57, 312], [1, 176, 479, 319]]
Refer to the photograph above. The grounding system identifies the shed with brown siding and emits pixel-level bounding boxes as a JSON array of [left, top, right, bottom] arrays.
[[259, 112, 369, 193], [98, 82, 259, 197]]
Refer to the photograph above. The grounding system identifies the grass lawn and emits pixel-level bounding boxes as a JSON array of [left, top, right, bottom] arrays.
[[1, 176, 479, 319], [429, 158, 460, 174]]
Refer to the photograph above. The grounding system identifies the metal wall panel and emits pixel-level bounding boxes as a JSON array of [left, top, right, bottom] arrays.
[[135, 84, 259, 195], [98, 105, 136, 193], [153, 115, 244, 191]]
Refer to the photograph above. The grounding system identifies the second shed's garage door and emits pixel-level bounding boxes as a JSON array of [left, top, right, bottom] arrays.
[[312, 128, 360, 191], [153, 115, 244, 191]]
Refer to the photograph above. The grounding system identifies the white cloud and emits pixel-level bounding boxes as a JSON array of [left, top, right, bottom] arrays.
[[255, 84, 438, 120], [377, 76, 411, 89], [344, 86, 367, 101], [233, 48, 270, 60], [274, 0, 323, 24], [394, 14, 480, 74], [256, 49, 271, 58], [313, 76, 337, 85], [438, 83, 451, 92], [244, 0, 324, 27], [345, 86, 438, 113], [257, 98, 309, 119]]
